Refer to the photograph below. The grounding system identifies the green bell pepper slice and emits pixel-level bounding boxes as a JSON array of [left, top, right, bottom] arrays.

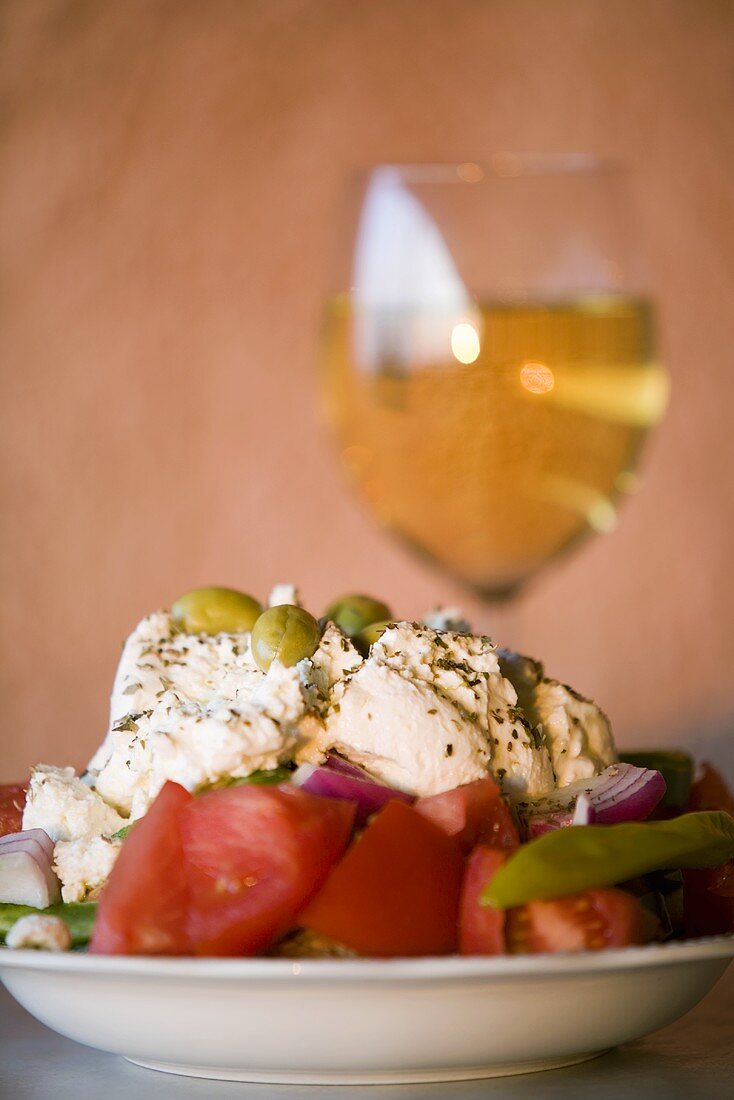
[[482, 811, 734, 909], [0, 901, 97, 947], [196, 767, 292, 794]]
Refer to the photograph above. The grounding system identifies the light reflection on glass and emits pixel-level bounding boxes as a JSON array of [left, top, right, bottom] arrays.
[[451, 322, 481, 364], [520, 361, 555, 394]]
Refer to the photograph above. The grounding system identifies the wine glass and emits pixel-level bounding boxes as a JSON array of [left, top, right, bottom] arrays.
[[321, 156, 668, 601]]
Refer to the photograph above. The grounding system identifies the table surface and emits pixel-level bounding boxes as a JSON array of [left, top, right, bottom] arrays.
[[1, 970, 733, 1100]]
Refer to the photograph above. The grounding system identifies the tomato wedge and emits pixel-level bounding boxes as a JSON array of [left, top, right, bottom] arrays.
[[416, 777, 519, 853], [300, 800, 464, 957], [0, 783, 27, 837], [683, 862, 734, 936], [90, 781, 193, 955], [459, 845, 508, 955], [506, 888, 645, 954], [683, 762, 734, 934], [181, 785, 355, 956]]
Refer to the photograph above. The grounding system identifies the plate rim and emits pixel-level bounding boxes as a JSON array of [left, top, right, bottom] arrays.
[[1, 934, 732, 982]]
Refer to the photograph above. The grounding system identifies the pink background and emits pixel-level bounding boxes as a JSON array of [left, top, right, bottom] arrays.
[[1, 0, 733, 780]]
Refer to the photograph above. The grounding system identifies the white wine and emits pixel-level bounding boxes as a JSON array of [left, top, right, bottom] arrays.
[[322, 295, 667, 596]]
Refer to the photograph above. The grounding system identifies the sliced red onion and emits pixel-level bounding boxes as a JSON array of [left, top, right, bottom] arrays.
[[292, 763, 413, 824], [0, 831, 61, 908], [0, 828, 54, 860], [524, 763, 665, 838], [572, 792, 594, 825], [323, 752, 376, 782]]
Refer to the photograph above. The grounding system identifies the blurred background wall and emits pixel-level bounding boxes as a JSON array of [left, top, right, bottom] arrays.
[[1, 0, 733, 780]]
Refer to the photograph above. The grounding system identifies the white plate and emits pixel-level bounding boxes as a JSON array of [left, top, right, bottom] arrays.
[[1, 938, 732, 1084]]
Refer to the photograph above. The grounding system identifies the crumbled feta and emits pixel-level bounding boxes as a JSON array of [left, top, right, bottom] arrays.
[[268, 583, 301, 607], [53, 835, 123, 903], [6, 913, 71, 952], [251, 659, 313, 725], [22, 766, 126, 843]]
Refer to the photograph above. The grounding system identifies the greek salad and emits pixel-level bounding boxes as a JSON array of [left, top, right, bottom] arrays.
[[1, 585, 732, 958]]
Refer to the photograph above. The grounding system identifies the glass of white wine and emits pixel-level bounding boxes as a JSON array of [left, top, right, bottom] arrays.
[[321, 157, 668, 600]]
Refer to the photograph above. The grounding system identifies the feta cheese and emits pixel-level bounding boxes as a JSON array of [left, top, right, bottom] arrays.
[[91, 609, 265, 767], [532, 679, 617, 787], [293, 713, 329, 766], [497, 651, 616, 787], [53, 835, 122, 902], [325, 660, 492, 794], [87, 610, 309, 816], [251, 659, 312, 725], [497, 648, 544, 717], [304, 622, 362, 712], [422, 606, 472, 634], [321, 623, 555, 799], [24, 591, 621, 908], [6, 913, 71, 952], [268, 583, 301, 607], [22, 765, 126, 843], [92, 697, 295, 819]]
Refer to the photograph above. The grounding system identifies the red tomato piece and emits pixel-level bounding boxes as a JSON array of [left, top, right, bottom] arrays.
[[459, 845, 508, 955], [90, 781, 193, 956], [181, 785, 355, 956], [687, 763, 734, 817], [683, 862, 734, 936], [506, 888, 645, 954], [416, 777, 519, 853], [300, 799, 465, 957], [0, 784, 27, 837]]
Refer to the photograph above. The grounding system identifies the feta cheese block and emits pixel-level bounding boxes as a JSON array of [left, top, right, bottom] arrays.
[[86, 609, 312, 817], [268, 583, 301, 607], [91, 692, 300, 820], [497, 648, 544, 718], [53, 835, 123, 903], [22, 765, 126, 843], [321, 623, 555, 800], [498, 649, 616, 787], [531, 679, 617, 787], [304, 621, 363, 713]]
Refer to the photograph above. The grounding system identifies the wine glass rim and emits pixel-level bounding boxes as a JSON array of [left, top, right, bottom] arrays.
[[359, 154, 624, 182]]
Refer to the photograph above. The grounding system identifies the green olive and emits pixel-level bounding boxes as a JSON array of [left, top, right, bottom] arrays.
[[354, 619, 391, 655], [171, 587, 262, 635], [324, 594, 392, 638], [251, 605, 322, 672]]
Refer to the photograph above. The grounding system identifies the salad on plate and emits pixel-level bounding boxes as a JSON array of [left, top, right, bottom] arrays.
[[1, 584, 732, 959]]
